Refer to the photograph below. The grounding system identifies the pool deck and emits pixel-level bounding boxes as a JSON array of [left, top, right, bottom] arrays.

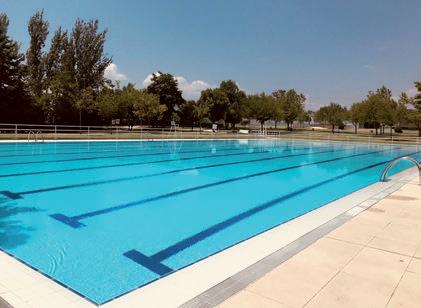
[[0, 169, 419, 307], [220, 177, 421, 308]]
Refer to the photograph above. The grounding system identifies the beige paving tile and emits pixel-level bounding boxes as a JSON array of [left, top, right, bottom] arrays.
[[368, 236, 419, 256], [375, 222, 421, 246], [288, 237, 362, 271], [327, 217, 385, 245], [415, 245, 421, 259], [407, 258, 421, 275], [387, 272, 421, 308], [342, 247, 410, 287], [305, 271, 394, 308], [0, 283, 8, 294], [358, 206, 396, 223], [0, 292, 24, 307], [246, 258, 337, 307], [220, 290, 291, 308]]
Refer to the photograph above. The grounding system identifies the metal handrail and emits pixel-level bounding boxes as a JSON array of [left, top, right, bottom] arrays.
[[35, 130, 44, 142], [380, 156, 421, 184], [27, 130, 35, 142]]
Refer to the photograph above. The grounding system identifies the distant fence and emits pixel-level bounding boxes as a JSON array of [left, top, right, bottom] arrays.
[[0, 123, 420, 145]]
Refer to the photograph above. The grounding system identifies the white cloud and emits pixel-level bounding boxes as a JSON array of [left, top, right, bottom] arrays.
[[406, 86, 418, 98], [104, 63, 127, 82], [142, 72, 213, 100], [363, 64, 375, 70]]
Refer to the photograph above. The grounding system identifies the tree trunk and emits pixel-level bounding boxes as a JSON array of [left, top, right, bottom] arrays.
[[332, 124, 335, 133], [390, 126, 393, 137], [354, 124, 357, 134], [260, 122, 264, 131], [274, 120, 277, 129]]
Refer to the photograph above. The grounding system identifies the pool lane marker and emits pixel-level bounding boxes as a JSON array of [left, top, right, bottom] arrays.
[[0, 145, 274, 167], [0, 142, 261, 158], [0, 148, 344, 200], [0, 144, 351, 179], [49, 148, 400, 228], [122, 151, 419, 276], [0, 146, 275, 178]]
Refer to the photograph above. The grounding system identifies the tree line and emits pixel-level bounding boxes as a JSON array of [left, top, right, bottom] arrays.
[[315, 86, 421, 136], [1, 11, 421, 136]]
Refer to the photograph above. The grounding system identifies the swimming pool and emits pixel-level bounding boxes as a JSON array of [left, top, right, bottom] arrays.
[[0, 140, 419, 304]]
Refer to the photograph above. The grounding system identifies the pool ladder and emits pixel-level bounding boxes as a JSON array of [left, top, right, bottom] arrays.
[[27, 130, 44, 143], [380, 156, 420, 184]]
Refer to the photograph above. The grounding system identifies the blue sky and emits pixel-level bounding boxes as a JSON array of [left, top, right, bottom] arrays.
[[2, 0, 421, 109]]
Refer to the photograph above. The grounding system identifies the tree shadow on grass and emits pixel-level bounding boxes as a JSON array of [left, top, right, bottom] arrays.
[[0, 197, 41, 250]]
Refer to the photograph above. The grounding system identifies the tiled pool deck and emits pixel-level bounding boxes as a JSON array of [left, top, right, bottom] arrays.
[[0, 170, 419, 307], [220, 177, 421, 308]]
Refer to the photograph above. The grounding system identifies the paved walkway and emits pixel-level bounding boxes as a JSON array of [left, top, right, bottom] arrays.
[[220, 178, 421, 308]]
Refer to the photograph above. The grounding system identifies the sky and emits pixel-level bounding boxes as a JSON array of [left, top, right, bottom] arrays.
[[2, 0, 421, 109]]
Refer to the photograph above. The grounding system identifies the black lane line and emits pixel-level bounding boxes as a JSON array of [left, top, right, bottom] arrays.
[[2, 148, 342, 199], [0, 145, 276, 167], [50, 148, 395, 228], [124, 151, 420, 276], [0, 145, 332, 178], [0, 142, 256, 157], [0, 140, 277, 153]]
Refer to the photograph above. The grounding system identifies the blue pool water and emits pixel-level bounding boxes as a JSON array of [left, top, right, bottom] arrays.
[[0, 140, 419, 304]]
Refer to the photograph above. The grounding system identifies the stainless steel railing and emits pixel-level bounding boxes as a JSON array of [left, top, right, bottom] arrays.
[[380, 156, 420, 184]]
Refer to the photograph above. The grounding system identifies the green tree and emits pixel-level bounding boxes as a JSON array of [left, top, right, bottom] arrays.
[[193, 100, 210, 131], [348, 102, 364, 134], [272, 89, 286, 128], [146, 72, 185, 124], [315, 103, 347, 133], [219, 80, 246, 129], [179, 100, 196, 129], [395, 92, 409, 129], [297, 110, 312, 128], [359, 86, 393, 135], [0, 13, 36, 122], [244, 93, 276, 130], [197, 88, 228, 124], [26, 10, 49, 98], [133, 90, 166, 126], [281, 89, 305, 131], [408, 82, 421, 137]]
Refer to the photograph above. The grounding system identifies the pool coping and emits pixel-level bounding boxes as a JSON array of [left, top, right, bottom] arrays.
[[102, 168, 416, 307], [0, 141, 418, 307], [179, 168, 418, 308]]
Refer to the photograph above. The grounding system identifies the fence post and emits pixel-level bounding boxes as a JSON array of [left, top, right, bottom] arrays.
[[54, 125, 57, 140], [15, 124, 18, 140]]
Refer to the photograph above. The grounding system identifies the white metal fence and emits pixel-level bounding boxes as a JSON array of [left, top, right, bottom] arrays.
[[0, 123, 420, 145]]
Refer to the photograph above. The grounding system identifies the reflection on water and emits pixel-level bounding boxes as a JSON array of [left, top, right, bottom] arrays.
[[0, 197, 39, 249]]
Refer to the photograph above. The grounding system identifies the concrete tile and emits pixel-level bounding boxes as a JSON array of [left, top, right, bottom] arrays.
[[289, 237, 362, 271], [343, 247, 409, 287], [247, 259, 337, 307], [0, 283, 8, 294], [327, 218, 384, 245], [415, 245, 421, 259], [306, 271, 393, 308], [387, 272, 421, 308], [0, 292, 23, 307], [220, 290, 290, 308], [407, 258, 421, 275], [368, 236, 419, 257], [376, 222, 421, 246]]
